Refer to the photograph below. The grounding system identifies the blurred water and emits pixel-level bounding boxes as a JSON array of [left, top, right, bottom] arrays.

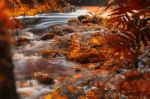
[[16, 9, 89, 31], [13, 9, 88, 81]]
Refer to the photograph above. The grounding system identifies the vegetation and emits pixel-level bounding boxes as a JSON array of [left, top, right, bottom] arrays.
[[0, 0, 149, 99], [107, 0, 150, 48], [8, 0, 71, 16], [104, 0, 150, 98]]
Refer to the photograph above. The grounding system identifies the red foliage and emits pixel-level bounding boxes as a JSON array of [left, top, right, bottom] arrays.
[[0, 0, 13, 44], [107, 0, 150, 13], [106, 0, 150, 48], [119, 71, 150, 98]]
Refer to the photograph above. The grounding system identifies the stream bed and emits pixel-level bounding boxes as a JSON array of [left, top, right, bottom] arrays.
[[12, 8, 90, 98]]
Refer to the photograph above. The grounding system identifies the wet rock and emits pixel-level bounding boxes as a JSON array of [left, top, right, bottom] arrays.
[[78, 15, 102, 24], [90, 16, 102, 24], [62, 26, 75, 33], [33, 72, 54, 85], [40, 33, 54, 40], [29, 29, 49, 35], [49, 25, 75, 36], [68, 19, 80, 26], [78, 15, 90, 23], [68, 49, 105, 64], [41, 26, 75, 41], [51, 25, 62, 35], [78, 53, 104, 63], [41, 50, 52, 58], [74, 67, 82, 73], [41, 50, 57, 58], [16, 36, 30, 46], [13, 30, 34, 39]]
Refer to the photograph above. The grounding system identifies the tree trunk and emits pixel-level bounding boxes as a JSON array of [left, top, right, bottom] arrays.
[[0, 0, 18, 99], [0, 43, 18, 99]]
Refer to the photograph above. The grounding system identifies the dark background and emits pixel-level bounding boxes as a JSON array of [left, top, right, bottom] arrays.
[[69, 0, 105, 6]]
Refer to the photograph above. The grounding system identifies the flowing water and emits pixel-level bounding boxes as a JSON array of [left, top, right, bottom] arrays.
[[16, 9, 89, 32], [12, 9, 89, 98]]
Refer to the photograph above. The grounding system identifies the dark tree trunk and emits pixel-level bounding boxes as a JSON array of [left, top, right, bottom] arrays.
[[0, 0, 18, 99], [0, 42, 18, 99]]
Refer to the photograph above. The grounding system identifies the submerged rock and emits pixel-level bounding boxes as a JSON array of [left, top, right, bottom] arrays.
[[40, 33, 54, 40], [14, 57, 77, 80], [16, 37, 31, 46]]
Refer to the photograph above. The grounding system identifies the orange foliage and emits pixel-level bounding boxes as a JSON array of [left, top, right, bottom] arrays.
[[42, 85, 86, 99], [67, 30, 137, 69], [67, 85, 75, 93], [0, 0, 14, 44], [8, 0, 69, 16], [119, 71, 150, 98]]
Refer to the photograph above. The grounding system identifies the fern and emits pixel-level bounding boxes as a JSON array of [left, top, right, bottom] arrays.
[[106, 0, 150, 47]]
